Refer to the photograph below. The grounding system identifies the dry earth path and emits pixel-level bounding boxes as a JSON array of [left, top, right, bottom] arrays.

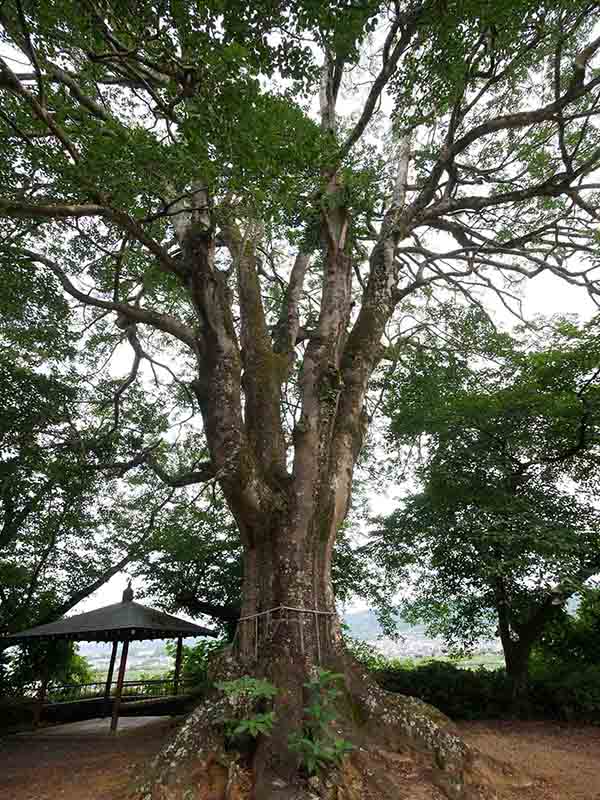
[[0, 717, 175, 800], [457, 720, 600, 800], [1, 716, 600, 799]]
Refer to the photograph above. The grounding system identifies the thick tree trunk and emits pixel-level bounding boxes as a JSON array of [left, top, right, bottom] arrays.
[[239, 532, 340, 794], [135, 520, 530, 800], [504, 643, 532, 717], [231, 510, 341, 788], [237, 535, 338, 663], [494, 580, 533, 716]]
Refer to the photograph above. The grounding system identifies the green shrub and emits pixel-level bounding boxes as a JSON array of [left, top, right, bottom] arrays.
[[2, 641, 94, 698], [535, 590, 600, 668], [135, 671, 173, 697], [528, 659, 600, 721], [0, 696, 38, 733], [373, 657, 600, 722], [216, 676, 278, 701], [216, 676, 278, 747], [165, 638, 225, 691], [375, 660, 512, 720]]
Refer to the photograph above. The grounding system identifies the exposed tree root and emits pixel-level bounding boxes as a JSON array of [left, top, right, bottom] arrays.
[[133, 652, 532, 800]]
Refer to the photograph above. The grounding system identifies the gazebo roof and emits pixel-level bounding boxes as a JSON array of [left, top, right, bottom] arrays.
[[2, 586, 217, 643]]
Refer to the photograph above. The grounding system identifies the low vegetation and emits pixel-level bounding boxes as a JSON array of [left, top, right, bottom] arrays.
[[373, 658, 600, 723], [348, 593, 600, 723]]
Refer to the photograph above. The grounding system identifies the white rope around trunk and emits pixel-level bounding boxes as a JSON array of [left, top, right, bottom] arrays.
[[232, 606, 336, 663], [237, 605, 335, 622]]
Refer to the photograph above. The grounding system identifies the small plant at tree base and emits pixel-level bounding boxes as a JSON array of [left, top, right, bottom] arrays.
[[288, 669, 354, 775], [216, 676, 278, 742], [216, 676, 279, 701]]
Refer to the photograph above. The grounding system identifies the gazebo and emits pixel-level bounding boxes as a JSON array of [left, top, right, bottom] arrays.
[[2, 583, 217, 731]]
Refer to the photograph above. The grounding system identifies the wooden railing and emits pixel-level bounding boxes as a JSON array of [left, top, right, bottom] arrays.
[[46, 677, 196, 704]]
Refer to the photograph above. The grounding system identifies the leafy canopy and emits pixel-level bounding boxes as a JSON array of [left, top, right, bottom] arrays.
[[371, 313, 600, 653]]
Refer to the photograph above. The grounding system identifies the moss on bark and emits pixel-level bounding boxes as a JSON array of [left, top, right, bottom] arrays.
[[132, 651, 529, 800]]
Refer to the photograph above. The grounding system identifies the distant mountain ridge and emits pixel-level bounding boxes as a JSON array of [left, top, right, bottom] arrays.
[[342, 608, 422, 639]]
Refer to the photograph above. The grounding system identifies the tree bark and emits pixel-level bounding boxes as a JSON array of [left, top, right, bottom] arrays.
[[235, 518, 340, 660], [494, 583, 532, 715], [503, 642, 532, 716]]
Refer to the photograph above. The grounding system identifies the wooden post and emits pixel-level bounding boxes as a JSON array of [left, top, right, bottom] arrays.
[[33, 675, 48, 728], [33, 646, 52, 729], [110, 638, 129, 733], [102, 641, 119, 718], [173, 636, 183, 696]]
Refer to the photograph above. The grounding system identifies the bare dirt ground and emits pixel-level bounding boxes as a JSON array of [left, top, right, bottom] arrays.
[[1, 717, 600, 799], [0, 717, 176, 800], [457, 720, 600, 800]]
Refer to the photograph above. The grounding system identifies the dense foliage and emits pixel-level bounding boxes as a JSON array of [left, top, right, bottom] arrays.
[[373, 658, 600, 722], [3, 1, 600, 787], [536, 588, 600, 668], [370, 314, 600, 695]]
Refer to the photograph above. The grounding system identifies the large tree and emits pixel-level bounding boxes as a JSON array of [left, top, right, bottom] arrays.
[[2, 1, 600, 796], [371, 314, 600, 705]]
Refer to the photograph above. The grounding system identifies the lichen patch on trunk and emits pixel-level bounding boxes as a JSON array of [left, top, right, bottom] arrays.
[[132, 652, 529, 800]]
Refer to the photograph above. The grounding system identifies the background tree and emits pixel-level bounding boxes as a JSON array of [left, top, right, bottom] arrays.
[[536, 586, 600, 669], [3, 1, 600, 795], [0, 357, 143, 634], [372, 313, 600, 704], [0, 260, 186, 689]]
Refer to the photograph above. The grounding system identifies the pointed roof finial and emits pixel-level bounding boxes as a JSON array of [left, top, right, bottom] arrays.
[[122, 579, 134, 603]]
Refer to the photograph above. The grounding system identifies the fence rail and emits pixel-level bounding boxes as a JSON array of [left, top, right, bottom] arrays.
[[46, 677, 196, 704]]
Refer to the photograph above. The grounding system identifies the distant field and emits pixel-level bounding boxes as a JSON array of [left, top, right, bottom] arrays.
[[80, 608, 506, 680], [90, 653, 506, 682], [454, 653, 505, 670]]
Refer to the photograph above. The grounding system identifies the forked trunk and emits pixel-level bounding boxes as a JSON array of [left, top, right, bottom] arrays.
[[135, 186, 526, 797]]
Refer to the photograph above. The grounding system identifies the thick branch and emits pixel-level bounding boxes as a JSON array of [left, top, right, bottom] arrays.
[[407, 68, 600, 220], [1, 198, 184, 276], [0, 57, 80, 162], [221, 219, 287, 476], [173, 593, 240, 624], [340, 8, 421, 159], [168, 195, 269, 530], [19, 249, 198, 351], [147, 459, 215, 487], [450, 74, 600, 161], [40, 552, 135, 624], [274, 251, 311, 358], [93, 448, 215, 487]]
